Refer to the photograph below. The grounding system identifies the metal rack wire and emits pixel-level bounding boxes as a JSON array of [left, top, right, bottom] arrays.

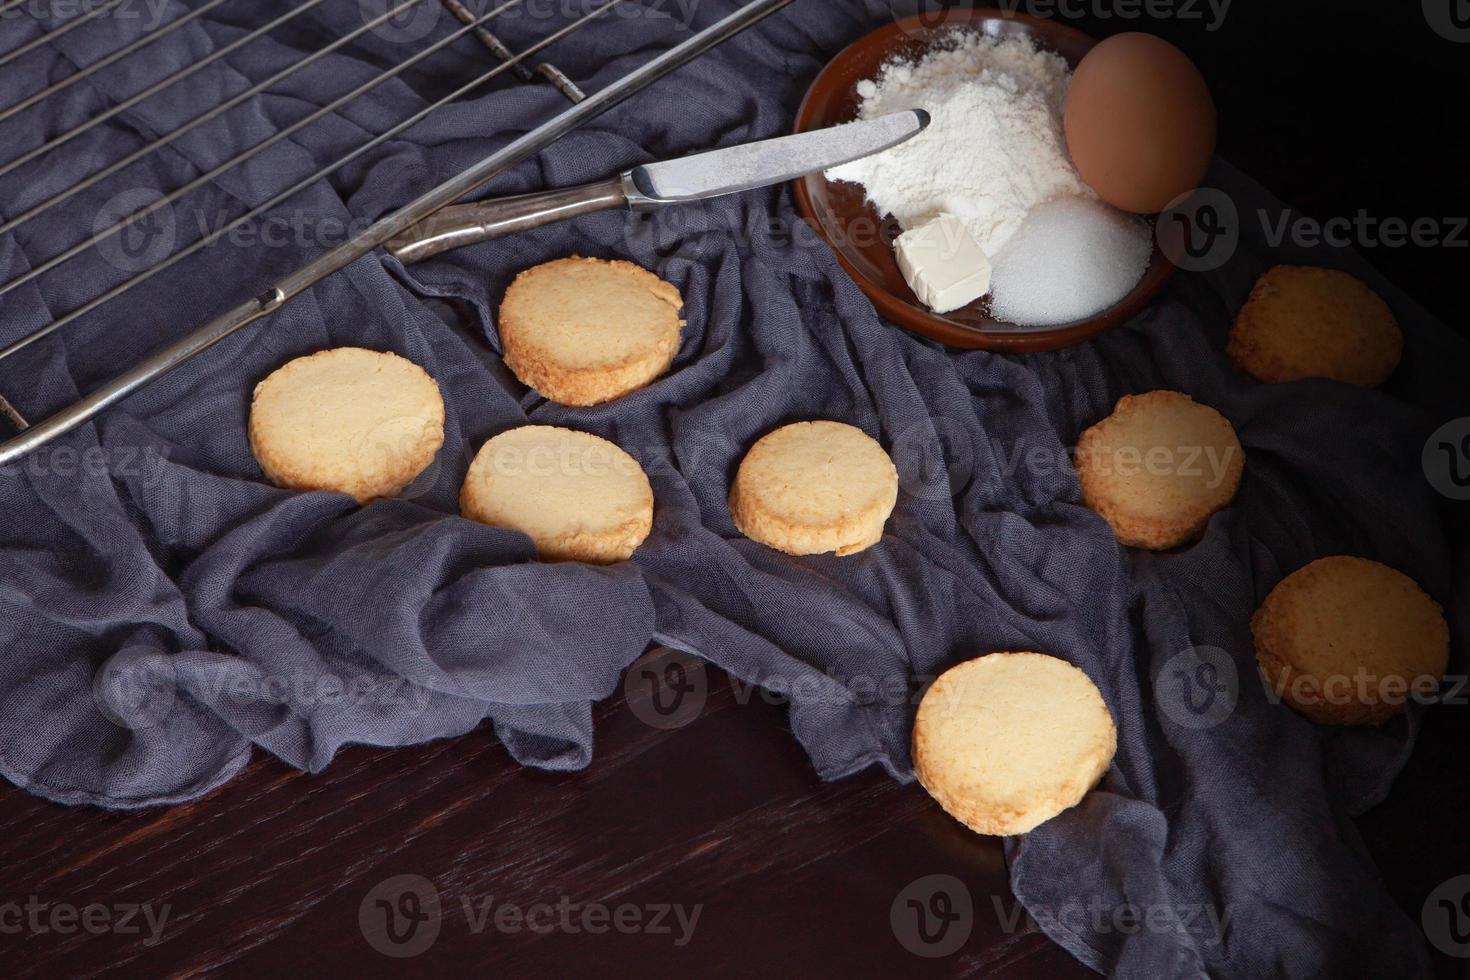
[[0, 0, 795, 461]]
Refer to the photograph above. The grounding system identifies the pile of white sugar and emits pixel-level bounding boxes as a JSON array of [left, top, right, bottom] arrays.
[[826, 33, 1088, 257], [826, 33, 1151, 326], [989, 196, 1151, 326]]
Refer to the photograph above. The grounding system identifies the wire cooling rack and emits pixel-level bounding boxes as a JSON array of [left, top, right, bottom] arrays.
[[0, 0, 795, 463]]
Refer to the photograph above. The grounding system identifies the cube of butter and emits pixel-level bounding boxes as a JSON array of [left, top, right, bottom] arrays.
[[894, 213, 991, 314]]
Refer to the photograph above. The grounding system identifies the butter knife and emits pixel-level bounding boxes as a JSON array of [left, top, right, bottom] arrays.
[[384, 109, 928, 264]]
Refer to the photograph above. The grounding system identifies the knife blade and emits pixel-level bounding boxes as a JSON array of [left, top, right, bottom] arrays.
[[627, 109, 929, 203]]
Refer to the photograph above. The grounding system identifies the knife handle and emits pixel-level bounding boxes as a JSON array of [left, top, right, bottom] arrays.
[[385, 175, 654, 264]]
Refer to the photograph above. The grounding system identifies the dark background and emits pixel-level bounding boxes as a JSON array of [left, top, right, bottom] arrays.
[[1003, 4, 1470, 974], [1044, 0, 1468, 333], [1009, 3, 1470, 971]]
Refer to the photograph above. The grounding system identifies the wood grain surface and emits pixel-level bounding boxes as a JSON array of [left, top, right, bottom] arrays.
[[0, 651, 1464, 978]]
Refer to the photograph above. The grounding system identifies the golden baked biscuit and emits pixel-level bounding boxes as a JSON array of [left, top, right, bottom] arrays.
[[1252, 556, 1449, 725], [498, 256, 684, 406], [460, 425, 653, 564], [913, 652, 1116, 836], [249, 347, 445, 504], [1227, 265, 1402, 387], [1075, 391, 1244, 550], [729, 421, 898, 557]]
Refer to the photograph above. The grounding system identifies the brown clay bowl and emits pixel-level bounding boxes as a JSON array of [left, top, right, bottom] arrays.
[[792, 8, 1175, 352]]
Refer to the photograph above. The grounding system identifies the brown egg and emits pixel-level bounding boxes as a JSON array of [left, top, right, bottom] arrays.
[[1064, 33, 1217, 214]]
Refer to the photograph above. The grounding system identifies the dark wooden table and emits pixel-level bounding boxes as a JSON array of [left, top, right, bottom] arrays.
[[0, 651, 1465, 978]]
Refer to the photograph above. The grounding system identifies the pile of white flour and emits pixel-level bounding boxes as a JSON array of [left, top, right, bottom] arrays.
[[827, 33, 1091, 259]]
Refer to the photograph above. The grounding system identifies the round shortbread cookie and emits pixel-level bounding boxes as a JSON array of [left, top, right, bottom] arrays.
[[249, 347, 445, 504], [1227, 265, 1402, 387], [1252, 556, 1449, 725], [498, 256, 684, 406], [1076, 390, 1244, 551], [460, 425, 653, 564], [729, 421, 898, 557], [913, 652, 1117, 837]]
